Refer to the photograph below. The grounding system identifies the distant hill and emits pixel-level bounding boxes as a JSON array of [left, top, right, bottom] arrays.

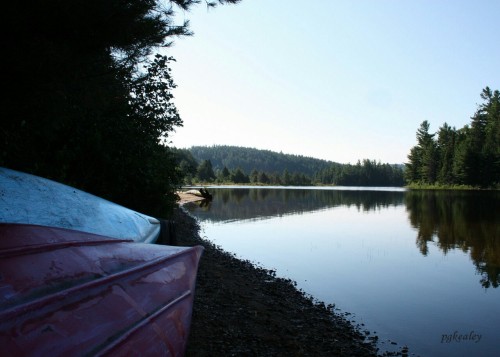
[[189, 145, 337, 176]]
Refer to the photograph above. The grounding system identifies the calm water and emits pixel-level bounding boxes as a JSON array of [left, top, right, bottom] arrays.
[[184, 187, 500, 357]]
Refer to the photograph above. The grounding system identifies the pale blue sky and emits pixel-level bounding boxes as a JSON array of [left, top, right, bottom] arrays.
[[165, 0, 500, 164]]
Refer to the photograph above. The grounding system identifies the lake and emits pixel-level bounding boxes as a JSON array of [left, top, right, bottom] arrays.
[[184, 187, 500, 357]]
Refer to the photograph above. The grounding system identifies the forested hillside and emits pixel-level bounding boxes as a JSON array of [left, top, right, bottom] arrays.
[[174, 145, 405, 186], [190, 145, 334, 176]]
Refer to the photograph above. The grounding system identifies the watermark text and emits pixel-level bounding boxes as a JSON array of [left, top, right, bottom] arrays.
[[441, 331, 482, 344]]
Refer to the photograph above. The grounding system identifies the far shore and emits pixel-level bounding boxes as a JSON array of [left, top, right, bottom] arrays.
[[182, 183, 498, 191]]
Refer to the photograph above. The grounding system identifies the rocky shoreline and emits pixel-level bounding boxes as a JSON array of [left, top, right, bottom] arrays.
[[169, 207, 408, 356]]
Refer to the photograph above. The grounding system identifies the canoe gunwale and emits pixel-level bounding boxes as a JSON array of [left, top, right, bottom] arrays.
[[0, 223, 133, 258]]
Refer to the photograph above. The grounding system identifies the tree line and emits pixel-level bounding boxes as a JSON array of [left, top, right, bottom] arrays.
[[405, 87, 499, 188], [315, 160, 405, 186], [174, 147, 405, 186]]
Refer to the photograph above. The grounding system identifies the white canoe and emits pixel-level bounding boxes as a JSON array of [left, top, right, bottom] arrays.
[[0, 167, 161, 243]]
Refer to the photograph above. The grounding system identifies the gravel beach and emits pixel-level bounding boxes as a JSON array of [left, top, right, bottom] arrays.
[[165, 206, 410, 356]]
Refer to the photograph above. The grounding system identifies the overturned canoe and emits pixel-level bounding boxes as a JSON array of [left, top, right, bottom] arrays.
[[0, 167, 161, 243], [0, 223, 203, 356]]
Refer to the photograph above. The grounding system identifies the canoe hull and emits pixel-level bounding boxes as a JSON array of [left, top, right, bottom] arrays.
[[0, 224, 203, 356], [0, 167, 161, 243]]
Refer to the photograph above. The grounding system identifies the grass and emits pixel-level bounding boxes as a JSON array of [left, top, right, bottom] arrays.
[[405, 182, 482, 190]]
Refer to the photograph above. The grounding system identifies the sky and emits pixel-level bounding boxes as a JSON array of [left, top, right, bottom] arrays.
[[163, 0, 500, 164]]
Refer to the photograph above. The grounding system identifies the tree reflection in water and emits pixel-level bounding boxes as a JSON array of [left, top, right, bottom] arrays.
[[405, 190, 500, 289], [186, 187, 500, 289]]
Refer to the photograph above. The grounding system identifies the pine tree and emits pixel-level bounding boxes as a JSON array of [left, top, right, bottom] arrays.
[[406, 87, 500, 188], [197, 160, 216, 182], [258, 171, 271, 184], [436, 123, 456, 184], [250, 169, 259, 183], [231, 168, 249, 184], [221, 166, 231, 181]]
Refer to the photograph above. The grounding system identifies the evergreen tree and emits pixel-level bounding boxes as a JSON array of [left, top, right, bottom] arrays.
[[197, 160, 216, 182], [250, 169, 259, 183], [406, 121, 436, 184], [173, 148, 198, 184], [258, 171, 271, 184], [405, 146, 422, 183], [436, 123, 456, 184], [471, 87, 500, 186], [418, 121, 438, 183], [406, 87, 500, 188], [282, 169, 291, 186], [221, 166, 231, 181], [451, 127, 470, 185], [231, 168, 250, 184]]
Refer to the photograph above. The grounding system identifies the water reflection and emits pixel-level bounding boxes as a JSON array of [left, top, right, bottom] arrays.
[[185, 188, 405, 223], [186, 187, 500, 356], [186, 187, 500, 290], [405, 190, 500, 289]]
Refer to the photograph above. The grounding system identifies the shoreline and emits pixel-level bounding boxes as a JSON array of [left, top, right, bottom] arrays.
[[170, 206, 408, 356], [176, 191, 207, 205]]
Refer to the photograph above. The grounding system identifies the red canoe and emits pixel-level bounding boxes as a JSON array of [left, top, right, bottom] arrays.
[[0, 223, 203, 356]]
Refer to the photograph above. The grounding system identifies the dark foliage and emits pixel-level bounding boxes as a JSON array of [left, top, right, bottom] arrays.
[[197, 160, 217, 182], [405, 190, 500, 288], [2, 1, 239, 217], [405, 87, 500, 188], [316, 160, 405, 187]]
